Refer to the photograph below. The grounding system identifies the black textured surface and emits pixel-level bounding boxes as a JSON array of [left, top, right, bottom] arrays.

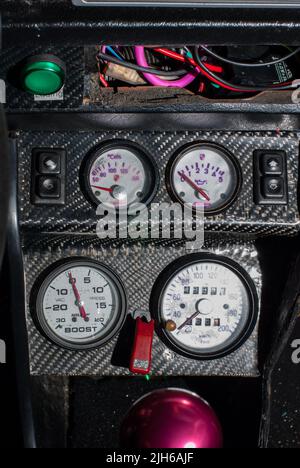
[[3, 0, 300, 46], [31, 376, 69, 449], [68, 376, 262, 448], [23, 238, 261, 377], [0, 260, 23, 448], [17, 129, 300, 236], [259, 244, 300, 448], [267, 316, 300, 448]]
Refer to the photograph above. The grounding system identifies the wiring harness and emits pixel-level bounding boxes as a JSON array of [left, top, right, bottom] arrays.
[[96, 45, 300, 95]]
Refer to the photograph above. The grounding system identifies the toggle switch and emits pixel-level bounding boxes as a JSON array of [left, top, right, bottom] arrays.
[[130, 311, 155, 376]]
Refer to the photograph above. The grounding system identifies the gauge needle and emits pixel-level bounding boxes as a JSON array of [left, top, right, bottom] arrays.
[[178, 171, 210, 202], [91, 185, 113, 193], [68, 272, 88, 320], [177, 309, 201, 332]]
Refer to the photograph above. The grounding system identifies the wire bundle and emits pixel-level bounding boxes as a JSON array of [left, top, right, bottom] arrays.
[[96, 45, 300, 94]]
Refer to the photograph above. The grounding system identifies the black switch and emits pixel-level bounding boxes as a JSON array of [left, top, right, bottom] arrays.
[[37, 176, 61, 199], [261, 153, 284, 176], [253, 150, 287, 205], [261, 177, 285, 199], [32, 148, 66, 205], [36, 149, 63, 174]]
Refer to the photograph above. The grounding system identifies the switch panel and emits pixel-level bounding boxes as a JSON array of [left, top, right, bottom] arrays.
[[31, 148, 66, 205], [253, 150, 288, 205]]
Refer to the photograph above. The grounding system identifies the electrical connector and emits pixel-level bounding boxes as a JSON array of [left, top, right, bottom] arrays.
[[105, 62, 146, 85]]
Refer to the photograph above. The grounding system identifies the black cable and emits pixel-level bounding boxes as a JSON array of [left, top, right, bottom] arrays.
[[97, 51, 191, 77], [194, 46, 298, 92], [200, 45, 300, 68]]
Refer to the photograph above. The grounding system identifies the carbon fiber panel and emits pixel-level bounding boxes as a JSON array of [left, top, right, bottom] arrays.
[[0, 46, 84, 111], [18, 130, 300, 236], [23, 236, 261, 377]]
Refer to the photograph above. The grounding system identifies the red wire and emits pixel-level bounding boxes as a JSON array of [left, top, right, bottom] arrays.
[[195, 65, 253, 92], [154, 47, 294, 93], [197, 64, 294, 93], [96, 58, 109, 88], [153, 48, 250, 91], [153, 48, 224, 74]]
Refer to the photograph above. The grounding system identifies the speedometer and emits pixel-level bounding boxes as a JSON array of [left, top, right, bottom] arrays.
[[166, 143, 242, 215], [32, 259, 127, 350], [150, 253, 258, 359]]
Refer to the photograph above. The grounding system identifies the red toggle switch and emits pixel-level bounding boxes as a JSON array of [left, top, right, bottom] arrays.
[[130, 316, 155, 375]]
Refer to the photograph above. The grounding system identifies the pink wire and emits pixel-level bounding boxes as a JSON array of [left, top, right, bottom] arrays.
[[134, 46, 198, 88]]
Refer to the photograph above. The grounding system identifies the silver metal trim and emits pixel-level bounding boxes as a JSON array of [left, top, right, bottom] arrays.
[[72, 0, 300, 8]]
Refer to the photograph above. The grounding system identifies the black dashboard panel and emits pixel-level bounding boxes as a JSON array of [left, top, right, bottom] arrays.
[[17, 128, 300, 236], [23, 236, 261, 377], [3, 0, 300, 46], [2, 1, 300, 449]]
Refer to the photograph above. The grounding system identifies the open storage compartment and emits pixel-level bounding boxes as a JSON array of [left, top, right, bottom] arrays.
[[83, 44, 300, 109]]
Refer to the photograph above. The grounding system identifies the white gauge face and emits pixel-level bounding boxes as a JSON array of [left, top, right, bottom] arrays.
[[169, 144, 240, 214], [36, 261, 126, 349], [87, 144, 157, 211], [159, 259, 255, 357]]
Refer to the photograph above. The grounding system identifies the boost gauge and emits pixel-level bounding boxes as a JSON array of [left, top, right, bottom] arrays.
[[83, 141, 159, 213], [32, 259, 127, 350], [151, 254, 258, 359], [167, 143, 242, 215]]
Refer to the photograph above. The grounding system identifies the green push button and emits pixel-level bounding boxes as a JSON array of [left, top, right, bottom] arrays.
[[21, 55, 66, 96]]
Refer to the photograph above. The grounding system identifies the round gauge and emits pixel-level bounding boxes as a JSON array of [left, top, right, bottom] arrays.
[[166, 143, 242, 215], [83, 141, 159, 213], [32, 259, 127, 350], [150, 254, 258, 360]]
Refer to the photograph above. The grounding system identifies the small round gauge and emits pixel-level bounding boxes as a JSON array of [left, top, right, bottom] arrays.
[[150, 254, 258, 360], [83, 141, 159, 213], [166, 143, 242, 215], [32, 259, 127, 350]]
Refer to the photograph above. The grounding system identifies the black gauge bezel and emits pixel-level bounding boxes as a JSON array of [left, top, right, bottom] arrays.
[[31, 258, 127, 351], [166, 142, 243, 216], [150, 253, 259, 360], [81, 139, 160, 212]]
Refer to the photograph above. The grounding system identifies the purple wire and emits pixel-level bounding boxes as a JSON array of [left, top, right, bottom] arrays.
[[134, 46, 198, 88]]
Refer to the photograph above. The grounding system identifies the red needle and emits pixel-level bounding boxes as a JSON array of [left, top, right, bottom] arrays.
[[178, 171, 210, 202], [91, 185, 113, 193], [68, 272, 88, 320]]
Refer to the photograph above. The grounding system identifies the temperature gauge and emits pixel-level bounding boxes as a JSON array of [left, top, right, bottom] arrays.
[[151, 253, 258, 359], [32, 259, 127, 350], [83, 141, 158, 212], [166, 143, 242, 215]]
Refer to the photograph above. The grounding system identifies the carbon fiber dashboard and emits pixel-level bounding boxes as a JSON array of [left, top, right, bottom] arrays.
[[23, 236, 261, 377], [18, 129, 300, 236]]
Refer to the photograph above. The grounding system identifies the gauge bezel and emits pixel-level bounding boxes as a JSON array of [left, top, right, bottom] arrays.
[[150, 253, 259, 360], [81, 139, 160, 212], [166, 142, 243, 216], [31, 258, 127, 351]]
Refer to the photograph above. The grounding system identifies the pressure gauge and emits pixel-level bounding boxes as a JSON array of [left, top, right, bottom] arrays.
[[166, 143, 242, 215], [82, 141, 159, 213], [32, 259, 127, 350], [150, 254, 258, 360]]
